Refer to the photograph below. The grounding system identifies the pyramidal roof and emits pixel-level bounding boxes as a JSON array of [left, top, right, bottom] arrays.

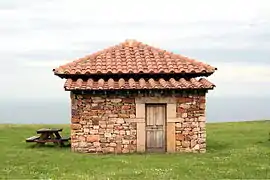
[[53, 39, 217, 76]]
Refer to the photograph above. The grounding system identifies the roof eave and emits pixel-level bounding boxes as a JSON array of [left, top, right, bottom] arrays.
[[64, 87, 215, 92]]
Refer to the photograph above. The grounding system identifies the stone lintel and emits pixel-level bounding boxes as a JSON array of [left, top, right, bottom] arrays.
[[135, 97, 176, 104]]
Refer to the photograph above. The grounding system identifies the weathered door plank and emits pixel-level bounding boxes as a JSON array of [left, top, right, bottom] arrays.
[[145, 104, 166, 152]]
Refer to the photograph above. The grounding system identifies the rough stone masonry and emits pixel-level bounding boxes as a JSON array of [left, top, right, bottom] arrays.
[[70, 92, 206, 154]]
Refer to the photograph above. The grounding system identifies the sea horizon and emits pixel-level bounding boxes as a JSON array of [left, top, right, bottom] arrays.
[[0, 96, 269, 124]]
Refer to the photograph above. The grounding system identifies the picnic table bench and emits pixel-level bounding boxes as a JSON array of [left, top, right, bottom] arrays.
[[26, 128, 70, 147]]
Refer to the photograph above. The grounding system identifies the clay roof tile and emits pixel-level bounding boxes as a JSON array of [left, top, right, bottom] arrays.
[[53, 39, 217, 76]]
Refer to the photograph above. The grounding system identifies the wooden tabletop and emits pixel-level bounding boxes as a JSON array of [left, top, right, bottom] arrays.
[[36, 128, 63, 134]]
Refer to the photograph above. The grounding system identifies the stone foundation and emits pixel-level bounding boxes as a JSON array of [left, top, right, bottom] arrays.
[[70, 91, 206, 153]]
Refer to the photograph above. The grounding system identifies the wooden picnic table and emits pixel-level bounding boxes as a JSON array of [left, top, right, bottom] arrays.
[[26, 128, 70, 147]]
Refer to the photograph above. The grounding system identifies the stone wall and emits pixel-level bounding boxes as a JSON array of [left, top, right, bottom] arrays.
[[175, 94, 206, 153], [70, 91, 207, 154], [70, 93, 137, 153]]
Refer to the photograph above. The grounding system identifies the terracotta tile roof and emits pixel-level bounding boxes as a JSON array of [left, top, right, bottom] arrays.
[[64, 78, 215, 91], [53, 39, 217, 75]]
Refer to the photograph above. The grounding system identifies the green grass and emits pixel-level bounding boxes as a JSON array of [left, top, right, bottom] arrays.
[[0, 121, 270, 179]]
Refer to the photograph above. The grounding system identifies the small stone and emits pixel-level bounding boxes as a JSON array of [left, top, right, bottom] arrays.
[[115, 144, 122, 153], [120, 130, 125, 135], [122, 139, 129, 145], [122, 105, 131, 110], [180, 104, 190, 109], [99, 120, 106, 125], [122, 148, 129, 153], [108, 114, 118, 118], [71, 124, 82, 130], [78, 136, 86, 141], [110, 142, 117, 147], [182, 113, 188, 118], [71, 118, 80, 123], [200, 143, 206, 148], [198, 116, 206, 121], [108, 147, 115, 152], [200, 149, 206, 153], [90, 130, 98, 134], [92, 118, 99, 125], [199, 122, 205, 128], [198, 138, 206, 144], [107, 129, 113, 133], [199, 103, 205, 110], [190, 140, 197, 148], [105, 133, 112, 138], [175, 123, 182, 128], [93, 125, 99, 130], [110, 99, 122, 103], [79, 142, 88, 148], [105, 110, 112, 114], [126, 131, 131, 135], [194, 144, 200, 150], [176, 141, 181, 146], [177, 107, 185, 113], [100, 124, 106, 128], [201, 133, 206, 138], [119, 114, 129, 118], [100, 138, 107, 143], [92, 97, 105, 102], [122, 98, 135, 103], [116, 118, 125, 124], [107, 124, 114, 129], [94, 147, 101, 152], [93, 142, 100, 147], [182, 141, 190, 148], [176, 133, 184, 141], [81, 121, 87, 125], [92, 99, 105, 103], [184, 148, 192, 153], [131, 130, 136, 135], [71, 142, 79, 148], [129, 114, 136, 118], [87, 135, 99, 142]]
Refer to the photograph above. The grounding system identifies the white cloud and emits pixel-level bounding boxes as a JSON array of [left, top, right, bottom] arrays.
[[22, 0, 268, 23], [0, 0, 269, 53]]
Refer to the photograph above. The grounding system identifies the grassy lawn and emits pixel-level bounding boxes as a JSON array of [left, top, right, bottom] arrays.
[[0, 121, 270, 179]]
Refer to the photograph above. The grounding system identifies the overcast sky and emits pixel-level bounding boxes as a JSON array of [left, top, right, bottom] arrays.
[[0, 0, 270, 100]]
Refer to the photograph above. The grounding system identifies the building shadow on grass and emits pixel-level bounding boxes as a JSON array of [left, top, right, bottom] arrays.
[[206, 140, 231, 152], [255, 139, 270, 148]]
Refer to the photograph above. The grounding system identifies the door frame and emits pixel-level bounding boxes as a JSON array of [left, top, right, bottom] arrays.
[[144, 103, 167, 153]]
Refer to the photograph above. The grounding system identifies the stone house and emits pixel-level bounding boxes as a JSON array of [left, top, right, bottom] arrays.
[[53, 39, 217, 153]]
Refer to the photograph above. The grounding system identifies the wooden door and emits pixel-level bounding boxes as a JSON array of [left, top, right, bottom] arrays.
[[145, 104, 166, 152]]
